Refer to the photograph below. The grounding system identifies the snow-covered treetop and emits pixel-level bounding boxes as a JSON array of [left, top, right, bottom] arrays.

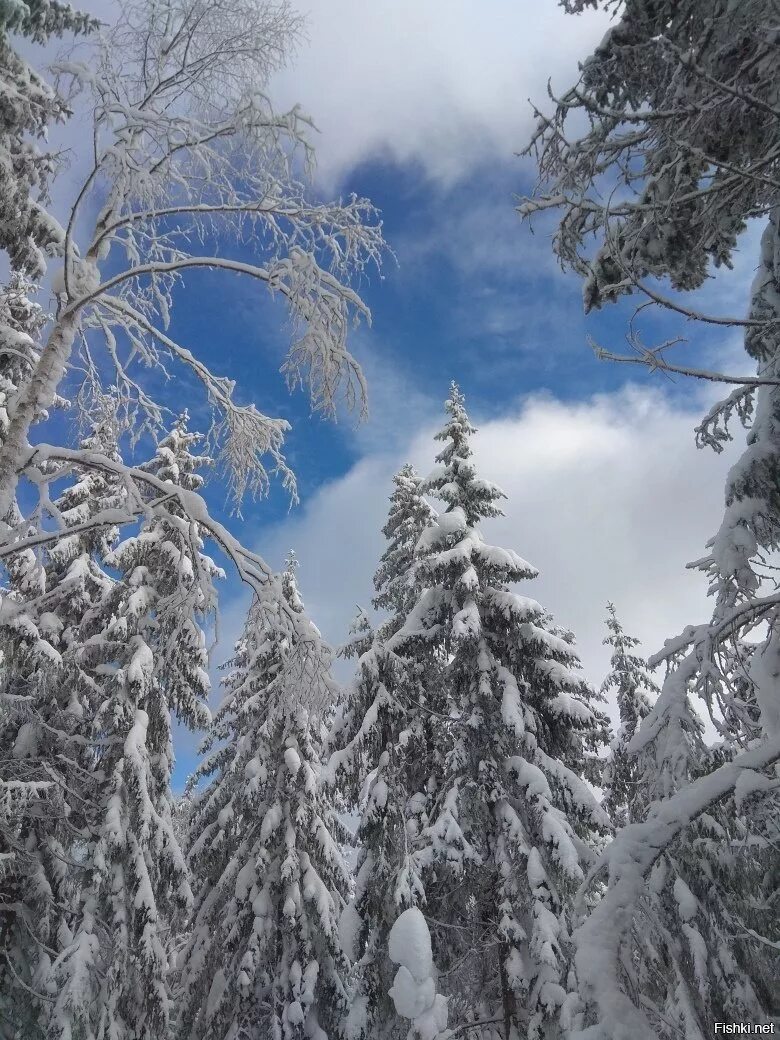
[[208, 554, 336, 741], [372, 462, 435, 641], [280, 549, 305, 615], [601, 602, 658, 728], [600, 603, 659, 825], [140, 411, 211, 494], [338, 604, 373, 660], [425, 382, 505, 527]]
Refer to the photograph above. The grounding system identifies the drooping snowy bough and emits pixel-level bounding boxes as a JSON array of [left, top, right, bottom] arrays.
[[0, 0, 385, 585], [524, 1, 780, 1035]]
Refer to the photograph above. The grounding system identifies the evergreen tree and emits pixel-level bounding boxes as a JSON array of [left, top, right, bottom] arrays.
[[524, 8, 780, 1032], [324, 465, 438, 1040], [599, 604, 658, 827], [0, 0, 95, 276], [180, 554, 351, 1040], [42, 413, 221, 1040], [387, 383, 610, 1039], [605, 650, 770, 1039], [338, 607, 374, 662], [0, 393, 125, 1039]]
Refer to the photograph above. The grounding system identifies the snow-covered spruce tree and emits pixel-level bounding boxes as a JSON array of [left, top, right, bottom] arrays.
[[180, 554, 351, 1040], [383, 384, 610, 1039], [0, 0, 95, 277], [0, 393, 126, 1040], [0, 282, 65, 1022], [324, 466, 437, 1040], [523, 5, 780, 1035], [41, 412, 222, 1040], [599, 604, 658, 827]]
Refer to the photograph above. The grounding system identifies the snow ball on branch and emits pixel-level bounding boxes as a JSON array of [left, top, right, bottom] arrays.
[[388, 908, 448, 1040]]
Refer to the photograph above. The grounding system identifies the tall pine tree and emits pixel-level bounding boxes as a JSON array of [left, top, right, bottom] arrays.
[[180, 554, 351, 1040], [372, 464, 436, 643], [325, 464, 437, 1040], [599, 604, 658, 827], [0, 393, 125, 1040], [387, 383, 610, 1039], [43, 413, 221, 1040]]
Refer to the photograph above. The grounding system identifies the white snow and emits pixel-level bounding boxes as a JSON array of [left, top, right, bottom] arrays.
[[388, 909, 448, 1040]]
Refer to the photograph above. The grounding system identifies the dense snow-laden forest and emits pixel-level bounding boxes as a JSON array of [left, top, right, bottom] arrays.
[[0, 0, 778, 1038]]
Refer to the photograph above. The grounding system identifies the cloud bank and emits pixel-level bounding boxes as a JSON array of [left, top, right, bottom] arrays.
[[273, 0, 611, 187]]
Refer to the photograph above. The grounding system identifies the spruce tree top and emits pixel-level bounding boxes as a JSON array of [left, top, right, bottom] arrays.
[[372, 462, 435, 641], [413, 383, 537, 592], [280, 549, 305, 615], [601, 602, 658, 733], [142, 410, 211, 494], [426, 382, 505, 526]]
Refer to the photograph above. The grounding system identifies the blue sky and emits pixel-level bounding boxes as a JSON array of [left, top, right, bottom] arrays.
[[23, 0, 759, 784]]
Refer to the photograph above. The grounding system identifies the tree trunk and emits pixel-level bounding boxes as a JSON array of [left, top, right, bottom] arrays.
[[0, 309, 80, 521], [499, 940, 516, 1040]]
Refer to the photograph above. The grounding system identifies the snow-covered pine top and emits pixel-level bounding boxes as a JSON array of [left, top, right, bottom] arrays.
[[601, 603, 658, 738], [95, 412, 222, 732], [281, 548, 305, 613], [195, 554, 321, 785], [51, 391, 124, 534], [392, 384, 606, 770], [372, 463, 436, 642], [600, 604, 659, 825], [140, 410, 211, 494], [338, 605, 374, 660], [187, 558, 308, 845], [628, 650, 707, 807], [31, 395, 126, 660], [426, 382, 505, 526]]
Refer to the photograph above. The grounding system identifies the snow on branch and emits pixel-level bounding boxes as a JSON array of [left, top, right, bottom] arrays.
[[0, 0, 385, 523], [572, 734, 780, 1040], [1, 443, 331, 689]]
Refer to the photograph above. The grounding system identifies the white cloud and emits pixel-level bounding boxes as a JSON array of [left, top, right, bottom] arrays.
[[273, 0, 612, 188], [253, 383, 744, 730]]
